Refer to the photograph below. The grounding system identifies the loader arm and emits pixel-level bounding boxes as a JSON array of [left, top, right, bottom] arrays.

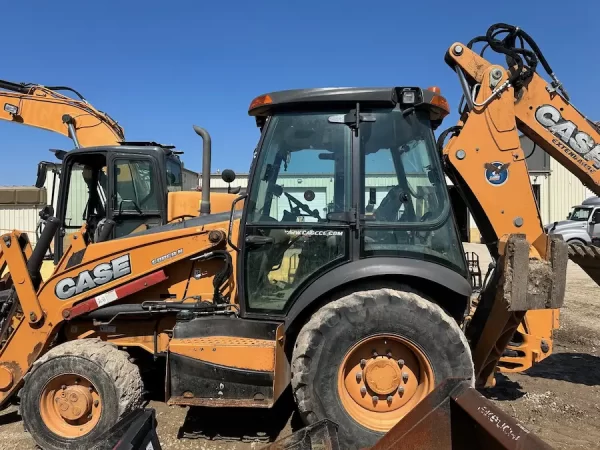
[[441, 24, 598, 385], [0, 79, 124, 147]]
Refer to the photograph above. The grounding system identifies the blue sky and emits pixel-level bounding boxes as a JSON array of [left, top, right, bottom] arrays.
[[0, 0, 598, 185]]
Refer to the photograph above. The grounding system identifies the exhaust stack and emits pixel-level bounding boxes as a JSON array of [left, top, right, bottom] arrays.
[[193, 125, 212, 215]]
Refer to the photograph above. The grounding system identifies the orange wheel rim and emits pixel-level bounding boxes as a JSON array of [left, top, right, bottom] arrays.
[[39, 374, 102, 438], [337, 334, 434, 432]]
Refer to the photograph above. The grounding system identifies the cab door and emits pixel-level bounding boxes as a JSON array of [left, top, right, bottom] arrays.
[[239, 112, 354, 316], [107, 155, 164, 238]]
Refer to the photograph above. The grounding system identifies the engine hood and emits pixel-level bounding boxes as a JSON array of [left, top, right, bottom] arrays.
[[545, 220, 587, 233]]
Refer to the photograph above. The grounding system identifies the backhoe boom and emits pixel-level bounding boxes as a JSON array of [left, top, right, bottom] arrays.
[[441, 24, 598, 385]]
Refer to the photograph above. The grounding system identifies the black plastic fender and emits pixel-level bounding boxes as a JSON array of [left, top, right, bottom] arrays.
[[284, 257, 471, 330]]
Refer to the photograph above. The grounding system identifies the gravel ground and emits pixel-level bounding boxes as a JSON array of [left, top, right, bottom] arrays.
[[1, 243, 600, 449]]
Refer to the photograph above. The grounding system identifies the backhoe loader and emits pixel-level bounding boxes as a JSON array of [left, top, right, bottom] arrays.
[[0, 23, 596, 450]]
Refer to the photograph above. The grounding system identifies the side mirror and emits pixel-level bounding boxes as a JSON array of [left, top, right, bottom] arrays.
[[39, 205, 55, 220], [221, 169, 238, 194], [221, 169, 236, 184], [35, 162, 48, 188]]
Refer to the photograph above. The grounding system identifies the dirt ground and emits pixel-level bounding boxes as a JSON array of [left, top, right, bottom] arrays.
[[2, 243, 600, 449]]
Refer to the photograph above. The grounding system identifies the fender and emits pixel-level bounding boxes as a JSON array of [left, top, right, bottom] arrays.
[[284, 257, 472, 330]]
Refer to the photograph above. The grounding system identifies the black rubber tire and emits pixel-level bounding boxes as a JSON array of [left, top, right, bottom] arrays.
[[20, 338, 143, 450], [568, 238, 587, 246], [291, 287, 474, 450]]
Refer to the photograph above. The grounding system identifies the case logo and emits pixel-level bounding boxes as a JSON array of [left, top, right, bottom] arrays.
[[55, 254, 131, 300], [535, 104, 600, 170], [484, 162, 510, 186]]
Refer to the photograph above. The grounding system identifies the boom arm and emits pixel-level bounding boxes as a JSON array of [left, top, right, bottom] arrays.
[[0, 79, 124, 147], [439, 24, 599, 386], [443, 25, 600, 259]]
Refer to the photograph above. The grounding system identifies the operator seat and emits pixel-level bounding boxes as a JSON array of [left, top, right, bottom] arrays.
[[249, 215, 292, 291]]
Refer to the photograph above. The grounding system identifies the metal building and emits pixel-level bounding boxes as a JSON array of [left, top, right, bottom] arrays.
[[0, 186, 47, 246]]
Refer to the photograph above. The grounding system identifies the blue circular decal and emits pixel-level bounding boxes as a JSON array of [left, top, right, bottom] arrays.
[[484, 161, 510, 186]]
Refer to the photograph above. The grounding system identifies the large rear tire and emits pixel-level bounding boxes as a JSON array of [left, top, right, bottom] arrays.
[[291, 287, 474, 449], [20, 338, 144, 450]]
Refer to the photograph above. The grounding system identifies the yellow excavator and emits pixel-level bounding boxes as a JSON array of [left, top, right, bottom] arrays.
[[0, 23, 593, 450]]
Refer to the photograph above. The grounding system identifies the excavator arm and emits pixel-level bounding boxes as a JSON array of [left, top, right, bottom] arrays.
[[0, 79, 124, 147], [439, 24, 600, 385]]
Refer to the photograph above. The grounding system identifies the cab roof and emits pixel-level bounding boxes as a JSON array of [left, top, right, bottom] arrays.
[[247, 86, 450, 129], [248, 86, 443, 117], [55, 142, 180, 161]]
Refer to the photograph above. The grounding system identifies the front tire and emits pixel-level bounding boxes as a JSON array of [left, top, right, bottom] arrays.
[[291, 287, 474, 449], [20, 338, 144, 450]]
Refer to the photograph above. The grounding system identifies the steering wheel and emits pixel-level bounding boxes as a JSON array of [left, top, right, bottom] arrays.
[[283, 192, 321, 220]]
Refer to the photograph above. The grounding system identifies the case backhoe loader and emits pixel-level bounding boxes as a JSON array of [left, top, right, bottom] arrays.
[[1, 23, 596, 450]]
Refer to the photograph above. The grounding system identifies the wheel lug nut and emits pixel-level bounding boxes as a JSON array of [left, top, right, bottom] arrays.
[[61, 385, 66, 390], [398, 359, 404, 367], [88, 386, 93, 392], [402, 372, 409, 382], [360, 386, 367, 396], [372, 350, 378, 358], [88, 414, 92, 419], [398, 386, 404, 395], [360, 359, 367, 368], [94, 400, 99, 407], [387, 395, 394, 403], [356, 372, 362, 383], [386, 350, 392, 358], [372, 395, 378, 403]]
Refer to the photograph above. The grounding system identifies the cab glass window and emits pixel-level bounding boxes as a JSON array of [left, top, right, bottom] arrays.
[[166, 158, 183, 192], [246, 112, 351, 224], [114, 159, 158, 212]]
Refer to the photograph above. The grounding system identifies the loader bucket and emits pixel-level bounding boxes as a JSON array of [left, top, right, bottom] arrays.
[[369, 378, 552, 450], [91, 408, 162, 450], [262, 378, 552, 450]]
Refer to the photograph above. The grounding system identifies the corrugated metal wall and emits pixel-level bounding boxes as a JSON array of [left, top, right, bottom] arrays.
[[547, 158, 590, 222], [44, 167, 89, 229], [182, 168, 200, 190], [0, 206, 43, 245]]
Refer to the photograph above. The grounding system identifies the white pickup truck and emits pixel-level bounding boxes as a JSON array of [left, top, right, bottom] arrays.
[[545, 196, 600, 246]]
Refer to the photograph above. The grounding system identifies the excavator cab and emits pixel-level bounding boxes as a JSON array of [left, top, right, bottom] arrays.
[[52, 143, 184, 262], [243, 88, 468, 314]]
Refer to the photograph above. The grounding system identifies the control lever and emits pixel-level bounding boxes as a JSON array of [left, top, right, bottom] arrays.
[[245, 235, 274, 249]]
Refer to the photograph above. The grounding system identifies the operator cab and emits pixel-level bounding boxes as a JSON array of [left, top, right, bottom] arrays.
[[242, 87, 468, 313], [49, 142, 183, 263]]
